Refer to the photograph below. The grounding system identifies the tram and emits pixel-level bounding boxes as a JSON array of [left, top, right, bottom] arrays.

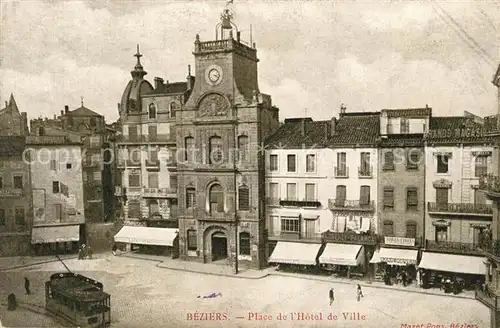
[[45, 272, 111, 327]]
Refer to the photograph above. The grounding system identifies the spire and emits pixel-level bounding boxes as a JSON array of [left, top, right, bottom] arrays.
[[8, 93, 19, 112], [131, 44, 147, 79], [81, 96, 84, 107]]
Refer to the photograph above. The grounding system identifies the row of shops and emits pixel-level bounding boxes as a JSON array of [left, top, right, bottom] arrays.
[[268, 240, 486, 292]]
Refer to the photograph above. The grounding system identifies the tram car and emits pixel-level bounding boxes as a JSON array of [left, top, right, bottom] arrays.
[[45, 272, 111, 327]]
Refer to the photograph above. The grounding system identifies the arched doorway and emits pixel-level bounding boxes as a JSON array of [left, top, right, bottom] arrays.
[[211, 231, 228, 261]]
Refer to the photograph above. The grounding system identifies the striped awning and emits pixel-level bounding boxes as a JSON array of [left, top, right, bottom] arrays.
[[379, 247, 418, 266], [319, 243, 363, 266], [114, 226, 178, 246], [418, 252, 486, 275], [268, 241, 321, 265], [31, 225, 80, 244]]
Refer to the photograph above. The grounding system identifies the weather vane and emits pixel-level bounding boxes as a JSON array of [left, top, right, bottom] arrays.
[[80, 96, 84, 106]]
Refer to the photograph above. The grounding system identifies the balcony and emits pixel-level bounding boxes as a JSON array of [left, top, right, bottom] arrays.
[[126, 186, 142, 194], [145, 159, 160, 170], [334, 166, 349, 178], [267, 231, 322, 242], [279, 198, 321, 208], [0, 188, 24, 197], [475, 288, 500, 310], [358, 166, 373, 178], [126, 159, 141, 167], [196, 210, 236, 222], [328, 199, 375, 212], [425, 240, 482, 255], [116, 134, 176, 145], [479, 174, 500, 199], [427, 202, 492, 216], [142, 187, 178, 198], [266, 197, 280, 207], [321, 231, 378, 245]]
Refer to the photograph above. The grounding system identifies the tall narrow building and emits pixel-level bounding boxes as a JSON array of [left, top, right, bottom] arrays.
[[176, 9, 279, 270]]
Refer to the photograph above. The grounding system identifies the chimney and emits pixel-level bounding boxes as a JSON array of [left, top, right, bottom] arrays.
[[64, 105, 69, 114], [187, 65, 193, 91], [301, 118, 306, 136], [53, 114, 56, 120], [154, 77, 164, 90], [330, 117, 337, 136], [340, 103, 346, 115]]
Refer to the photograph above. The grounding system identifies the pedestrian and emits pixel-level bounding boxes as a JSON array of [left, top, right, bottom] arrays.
[[356, 284, 363, 301], [7, 293, 17, 311], [24, 277, 31, 295], [86, 246, 93, 260], [112, 243, 117, 256], [78, 247, 83, 260], [329, 288, 335, 305]]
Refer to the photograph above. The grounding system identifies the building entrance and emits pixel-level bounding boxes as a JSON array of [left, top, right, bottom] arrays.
[[211, 232, 228, 261]]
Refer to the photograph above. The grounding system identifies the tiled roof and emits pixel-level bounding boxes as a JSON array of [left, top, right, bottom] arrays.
[[67, 106, 102, 117], [0, 136, 25, 156], [427, 116, 492, 144], [147, 81, 189, 95], [328, 113, 380, 146], [379, 134, 425, 146], [265, 118, 331, 149], [383, 107, 432, 118]]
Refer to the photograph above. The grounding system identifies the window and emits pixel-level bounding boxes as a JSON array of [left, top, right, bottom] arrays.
[[435, 188, 448, 208], [184, 137, 195, 162], [209, 184, 224, 214], [383, 150, 394, 170], [287, 154, 296, 172], [130, 147, 141, 163], [335, 185, 347, 206], [383, 220, 394, 236], [406, 187, 418, 211], [0, 209, 4, 225], [305, 183, 315, 201], [60, 182, 69, 197], [15, 207, 25, 225], [383, 187, 394, 210], [474, 189, 486, 205], [128, 125, 138, 141], [89, 136, 101, 148], [336, 152, 347, 176], [186, 188, 196, 208], [187, 229, 197, 251], [238, 185, 250, 210], [360, 185, 370, 206], [148, 200, 159, 216], [128, 200, 141, 219], [50, 159, 57, 171], [93, 171, 101, 181], [281, 217, 300, 233], [360, 152, 370, 175], [54, 204, 62, 221], [169, 102, 177, 118], [437, 154, 449, 173], [401, 118, 409, 133], [306, 154, 315, 172], [475, 155, 488, 177], [387, 122, 393, 134], [91, 154, 101, 166], [52, 181, 60, 193], [286, 183, 296, 201], [148, 103, 157, 119], [269, 183, 279, 202], [237, 136, 249, 162], [66, 163, 72, 169], [170, 176, 178, 189], [209, 136, 223, 164], [89, 117, 97, 127], [38, 127, 45, 136], [149, 148, 159, 162], [406, 221, 417, 239], [13, 176, 23, 189], [148, 173, 159, 188], [148, 125, 158, 141], [304, 219, 316, 238], [0, 177, 2, 188], [435, 226, 447, 242], [239, 232, 250, 255], [406, 150, 420, 169], [128, 174, 140, 187], [269, 154, 278, 172]]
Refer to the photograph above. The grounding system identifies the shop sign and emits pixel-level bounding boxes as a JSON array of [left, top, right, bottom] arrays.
[[384, 236, 415, 247], [380, 257, 417, 265]]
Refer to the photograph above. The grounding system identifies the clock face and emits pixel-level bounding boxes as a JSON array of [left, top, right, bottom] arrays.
[[208, 69, 220, 82]]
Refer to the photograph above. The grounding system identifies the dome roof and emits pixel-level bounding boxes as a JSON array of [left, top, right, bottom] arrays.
[[119, 45, 154, 115]]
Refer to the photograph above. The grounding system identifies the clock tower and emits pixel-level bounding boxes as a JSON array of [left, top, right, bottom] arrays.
[[176, 9, 279, 271]]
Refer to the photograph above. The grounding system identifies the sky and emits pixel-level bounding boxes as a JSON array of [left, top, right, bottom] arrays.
[[0, 0, 499, 123]]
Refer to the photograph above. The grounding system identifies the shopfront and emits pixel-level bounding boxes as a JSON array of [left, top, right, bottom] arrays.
[[319, 243, 365, 278], [114, 226, 179, 257], [268, 241, 323, 272], [31, 224, 81, 255]]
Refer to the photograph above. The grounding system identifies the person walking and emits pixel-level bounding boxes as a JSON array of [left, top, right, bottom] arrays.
[[329, 288, 335, 305], [24, 277, 31, 295], [356, 284, 363, 301], [112, 243, 117, 256]]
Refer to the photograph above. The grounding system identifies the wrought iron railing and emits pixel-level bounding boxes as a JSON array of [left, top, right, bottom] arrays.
[[334, 166, 349, 178], [425, 240, 482, 254], [358, 166, 373, 178], [266, 197, 280, 206], [328, 199, 374, 211], [479, 174, 500, 194], [427, 202, 492, 215]]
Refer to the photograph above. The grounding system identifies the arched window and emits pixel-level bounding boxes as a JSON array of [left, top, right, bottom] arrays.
[[184, 136, 195, 162], [209, 136, 223, 164], [38, 127, 45, 136], [238, 185, 250, 211], [406, 221, 417, 239], [169, 102, 177, 118], [186, 187, 196, 209], [209, 184, 224, 214], [383, 220, 394, 237], [187, 229, 197, 251], [237, 135, 249, 162], [128, 200, 141, 219], [148, 103, 157, 119], [239, 232, 251, 255], [148, 199, 159, 216]]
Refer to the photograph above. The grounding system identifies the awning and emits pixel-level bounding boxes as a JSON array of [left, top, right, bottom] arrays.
[[418, 252, 486, 275], [31, 225, 80, 244], [379, 247, 418, 266], [268, 241, 321, 265], [370, 249, 381, 264], [319, 243, 363, 266], [114, 226, 178, 246]]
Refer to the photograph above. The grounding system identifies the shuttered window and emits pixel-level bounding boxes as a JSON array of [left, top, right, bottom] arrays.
[[286, 183, 297, 201], [148, 173, 159, 188], [306, 154, 315, 172], [287, 154, 296, 172], [209, 184, 224, 213], [435, 188, 448, 208], [15, 207, 25, 225], [406, 187, 418, 211], [128, 201, 141, 219], [128, 125, 138, 141], [383, 151, 394, 170], [239, 232, 251, 255], [406, 221, 417, 238], [474, 189, 486, 205], [238, 185, 250, 210], [305, 183, 315, 201], [475, 155, 488, 177], [186, 188, 196, 208], [187, 230, 197, 250], [184, 137, 195, 162], [383, 187, 394, 210], [383, 220, 394, 236], [360, 185, 370, 206], [406, 150, 419, 169], [335, 185, 346, 206]]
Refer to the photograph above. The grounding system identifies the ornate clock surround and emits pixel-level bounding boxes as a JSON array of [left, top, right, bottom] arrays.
[[196, 93, 230, 118]]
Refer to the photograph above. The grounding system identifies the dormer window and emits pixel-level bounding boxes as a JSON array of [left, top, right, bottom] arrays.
[[148, 103, 157, 119]]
